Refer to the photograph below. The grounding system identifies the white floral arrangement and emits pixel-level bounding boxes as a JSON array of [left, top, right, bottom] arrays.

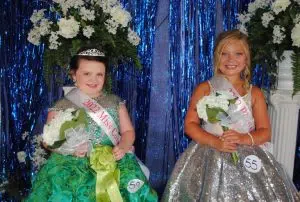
[[16, 132, 48, 171], [196, 91, 239, 164], [42, 108, 91, 156], [1, 132, 48, 197], [28, 0, 140, 47], [30, 135, 48, 169], [16, 108, 90, 172], [0, 180, 8, 194], [42, 108, 75, 146], [27, 0, 141, 86], [237, 0, 300, 94], [196, 91, 236, 122], [238, 0, 300, 47]]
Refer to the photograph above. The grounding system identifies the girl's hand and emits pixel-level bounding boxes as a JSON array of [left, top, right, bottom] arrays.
[[73, 142, 88, 157], [112, 145, 125, 160], [222, 129, 243, 145], [215, 137, 237, 153]]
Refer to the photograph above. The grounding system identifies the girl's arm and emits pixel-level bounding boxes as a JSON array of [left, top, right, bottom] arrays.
[[184, 82, 237, 153], [113, 103, 135, 160], [248, 86, 271, 145]]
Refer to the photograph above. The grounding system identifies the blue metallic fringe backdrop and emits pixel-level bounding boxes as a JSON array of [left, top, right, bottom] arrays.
[[119, 0, 159, 162], [168, 0, 217, 163], [222, 0, 240, 30], [0, 1, 49, 201]]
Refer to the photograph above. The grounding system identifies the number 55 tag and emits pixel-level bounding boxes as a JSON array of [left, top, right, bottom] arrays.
[[243, 155, 262, 173]]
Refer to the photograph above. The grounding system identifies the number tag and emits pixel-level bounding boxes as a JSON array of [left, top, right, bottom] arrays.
[[127, 179, 144, 193], [243, 155, 262, 173]]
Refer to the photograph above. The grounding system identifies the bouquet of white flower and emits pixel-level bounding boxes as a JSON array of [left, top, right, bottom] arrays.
[[42, 108, 75, 147], [237, 0, 300, 94], [42, 108, 91, 156], [196, 91, 239, 165], [27, 0, 141, 87]]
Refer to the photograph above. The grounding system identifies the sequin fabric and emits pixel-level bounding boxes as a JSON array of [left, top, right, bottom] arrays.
[[162, 87, 298, 202]]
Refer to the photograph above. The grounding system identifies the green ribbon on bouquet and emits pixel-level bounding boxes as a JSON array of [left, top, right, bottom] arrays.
[[222, 126, 239, 166], [90, 145, 123, 202]]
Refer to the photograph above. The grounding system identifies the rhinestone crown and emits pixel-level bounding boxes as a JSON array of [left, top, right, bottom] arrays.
[[77, 49, 105, 57]]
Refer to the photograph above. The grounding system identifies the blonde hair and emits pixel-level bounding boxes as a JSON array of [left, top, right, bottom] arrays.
[[213, 29, 251, 90]]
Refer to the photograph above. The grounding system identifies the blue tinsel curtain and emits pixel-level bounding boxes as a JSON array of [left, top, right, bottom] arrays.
[[168, 0, 217, 167], [0, 1, 49, 201], [222, 0, 241, 30], [113, 0, 159, 162]]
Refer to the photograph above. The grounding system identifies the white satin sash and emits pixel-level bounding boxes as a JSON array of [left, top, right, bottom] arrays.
[[209, 76, 273, 153], [65, 88, 121, 145], [209, 76, 255, 132]]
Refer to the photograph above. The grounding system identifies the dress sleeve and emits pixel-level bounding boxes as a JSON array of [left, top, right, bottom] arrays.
[[114, 95, 126, 110], [207, 80, 214, 93], [48, 98, 78, 112]]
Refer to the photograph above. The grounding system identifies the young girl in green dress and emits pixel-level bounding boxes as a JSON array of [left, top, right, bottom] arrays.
[[26, 47, 158, 202]]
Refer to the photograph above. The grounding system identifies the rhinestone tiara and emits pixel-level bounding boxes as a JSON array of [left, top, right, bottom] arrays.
[[77, 49, 105, 57]]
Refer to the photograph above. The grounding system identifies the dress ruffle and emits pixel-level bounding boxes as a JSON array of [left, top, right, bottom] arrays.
[[26, 153, 158, 202]]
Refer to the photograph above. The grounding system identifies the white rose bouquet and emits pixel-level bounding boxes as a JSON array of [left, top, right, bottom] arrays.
[[196, 91, 239, 165]]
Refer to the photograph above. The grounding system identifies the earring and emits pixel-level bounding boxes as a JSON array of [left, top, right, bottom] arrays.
[[73, 79, 77, 86], [240, 71, 245, 80]]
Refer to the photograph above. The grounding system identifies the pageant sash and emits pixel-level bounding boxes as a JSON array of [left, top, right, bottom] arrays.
[[210, 76, 255, 132], [65, 88, 121, 145], [210, 76, 273, 153]]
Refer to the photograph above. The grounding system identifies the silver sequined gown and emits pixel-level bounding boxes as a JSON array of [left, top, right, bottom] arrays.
[[162, 80, 298, 202]]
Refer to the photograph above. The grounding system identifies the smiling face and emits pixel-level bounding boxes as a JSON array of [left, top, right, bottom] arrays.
[[217, 39, 247, 79], [72, 59, 106, 98]]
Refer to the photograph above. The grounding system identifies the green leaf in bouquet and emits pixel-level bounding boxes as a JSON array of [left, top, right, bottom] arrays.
[[48, 109, 88, 149], [221, 125, 229, 131], [232, 152, 239, 166], [59, 109, 88, 136], [228, 97, 238, 105], [48, 139, 66, 149], [48, 109, 87, 149], [206, 107, 226, 123], [222, 125, 239, 165]]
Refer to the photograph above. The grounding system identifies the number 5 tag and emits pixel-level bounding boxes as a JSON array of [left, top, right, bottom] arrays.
[[127, 179, 144, 193], [243, 155, 262, 173]]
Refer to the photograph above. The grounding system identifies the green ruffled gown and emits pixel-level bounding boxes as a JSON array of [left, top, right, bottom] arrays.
[[26, 94, 158, 202]]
